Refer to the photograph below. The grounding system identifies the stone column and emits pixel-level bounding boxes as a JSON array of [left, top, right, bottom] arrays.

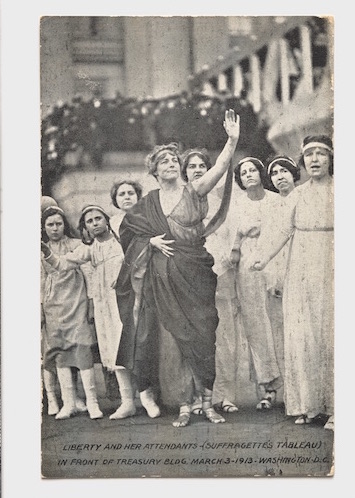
[[123, 17, 191, 99], [40, 17, 75, 117]]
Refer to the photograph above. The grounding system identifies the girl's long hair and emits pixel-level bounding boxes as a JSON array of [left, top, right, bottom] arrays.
[[41, 206, 73, 242], [78, 206, 119, 245]]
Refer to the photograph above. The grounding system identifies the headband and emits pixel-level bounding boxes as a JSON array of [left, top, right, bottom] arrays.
[[184, 149, 208, 161], [154, 148, 179, 163], [238, 156, 265, 169], [42, 205, 64, 215], [81, 205, 108, 218], [267, 157, 297, 176], [302, 142, 333, 154]]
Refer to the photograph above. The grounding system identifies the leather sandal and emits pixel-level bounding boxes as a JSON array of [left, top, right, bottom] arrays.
[[256, 399, 272, 410], [204, 407, 226, 424], [218, 401, 239, 413], [172, 406, 191, 427], [294, 414, 314, 425], [191, 398, 203, 415], [324, 415, 334, 430], [256, 390, 276, 410]]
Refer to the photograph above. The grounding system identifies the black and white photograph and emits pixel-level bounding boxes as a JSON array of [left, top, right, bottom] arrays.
[[39, 13, 335, 479], [1, 1, 352, 495]]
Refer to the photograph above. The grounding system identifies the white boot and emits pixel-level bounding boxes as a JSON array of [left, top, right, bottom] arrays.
[[43, 369, 59, 416], [75, 395, 88, 413], [139, 388, 160, 418], [55, 367, 77, 420], [109, 369, 136, 420], [80, 368, 103, 419], [73, 374, 88, 413]]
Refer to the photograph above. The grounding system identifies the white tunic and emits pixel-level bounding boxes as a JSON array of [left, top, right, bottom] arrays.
[[45, 235, 125, 370]]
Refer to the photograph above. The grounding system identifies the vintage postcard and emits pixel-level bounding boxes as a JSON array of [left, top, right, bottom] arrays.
[[39, 14, 334, 480]]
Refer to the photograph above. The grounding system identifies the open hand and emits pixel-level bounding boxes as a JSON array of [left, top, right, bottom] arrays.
[[150, 233, 175, 258], [223, 109, 240, 142]]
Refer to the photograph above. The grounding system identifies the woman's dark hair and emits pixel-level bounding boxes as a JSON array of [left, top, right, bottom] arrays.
[[110, 179, 143, 209], [298, 135, 334, 176], [180, 148, 212, 182], [41, 206, 73, 242], [77, 205, 112, 245], [234, 157, 267, 190], [267, 155, 301, 183]]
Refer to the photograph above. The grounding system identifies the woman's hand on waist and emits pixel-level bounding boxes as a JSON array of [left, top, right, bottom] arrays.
[[150, 233, 175, 258]]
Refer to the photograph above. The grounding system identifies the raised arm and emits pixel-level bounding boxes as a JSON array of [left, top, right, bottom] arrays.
[[192, 109, 240, 197]]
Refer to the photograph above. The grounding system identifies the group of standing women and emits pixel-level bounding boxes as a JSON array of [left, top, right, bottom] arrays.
[[41, 109, 334, 431], [251, 136, 334, 429]]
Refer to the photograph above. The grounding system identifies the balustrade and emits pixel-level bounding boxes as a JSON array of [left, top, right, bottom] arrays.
[[189, 16, 332, 133]]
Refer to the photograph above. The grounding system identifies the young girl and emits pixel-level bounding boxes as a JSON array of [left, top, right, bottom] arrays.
[[41, 204, 136, 420], [41, 205, 102, 420]]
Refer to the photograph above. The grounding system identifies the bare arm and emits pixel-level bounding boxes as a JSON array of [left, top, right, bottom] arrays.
[[230, 230, 243, 265], [250, 231, 291, 271], [192, 109, 240, 197], [250, 193, 297, 270]]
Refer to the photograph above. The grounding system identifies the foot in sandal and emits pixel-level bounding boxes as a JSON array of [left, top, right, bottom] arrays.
[[294, 414, 315, 425], [173, 405, 191, 427], [256, 390, 276, 410], [204, 407, 226, 423], [220, 399, 239, 413], [191, 396, 203, 415], [324, 415, 334, 430]]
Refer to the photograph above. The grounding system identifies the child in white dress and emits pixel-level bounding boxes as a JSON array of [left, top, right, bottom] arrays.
[[41, 204, 102, 420], [41, 205, 136, 419]]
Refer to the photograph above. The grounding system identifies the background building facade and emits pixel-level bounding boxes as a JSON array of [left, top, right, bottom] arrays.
[[40, 16, 333, 227]]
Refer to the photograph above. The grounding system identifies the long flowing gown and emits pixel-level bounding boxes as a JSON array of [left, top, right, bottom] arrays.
[[41, 236, 96, 372], [44, 236, 125, 371], [233, 189, 283, 391], [258, 192, 295, 382], [116, 183, 219, 402], [204, 190, 240, 406], [280, 178, 334, 417]]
